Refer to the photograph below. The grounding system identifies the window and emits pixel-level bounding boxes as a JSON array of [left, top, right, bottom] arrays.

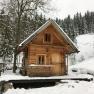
[[37, 55, 45, 64], [44, 33, 51, 43]]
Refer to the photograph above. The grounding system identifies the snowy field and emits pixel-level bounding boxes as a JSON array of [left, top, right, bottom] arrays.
[[4, 80, 94, 94], [70, 34, 94, 75], [75, 34, 94, 62], [3, 34, 94, 94]]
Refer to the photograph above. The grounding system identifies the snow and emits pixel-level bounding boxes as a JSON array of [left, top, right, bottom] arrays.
[[70, 58, 94, 75], [75, 34, 94, 61], [3, 33, 94, 94], [4, 80, 94, 94], [70, 34, 94, 75], [0, 58, 3, 63], [1, 70, 93, 82], [29, 64, 52, 67], [17, 52, 24, 64]]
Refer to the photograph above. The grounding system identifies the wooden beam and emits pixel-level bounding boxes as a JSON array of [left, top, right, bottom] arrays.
[[30, 44, 64, 49], [66, 55, 68, 74]]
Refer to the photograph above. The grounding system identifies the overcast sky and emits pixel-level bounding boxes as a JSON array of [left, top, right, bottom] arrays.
[[46, 0, 94, 19]]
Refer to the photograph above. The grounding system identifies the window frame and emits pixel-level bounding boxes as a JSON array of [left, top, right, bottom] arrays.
[[36, 54, 46, 65], [43, 33, 52, 43]]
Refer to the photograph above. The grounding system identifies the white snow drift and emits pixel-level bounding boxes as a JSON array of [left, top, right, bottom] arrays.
[[71, 34, 94, 75]]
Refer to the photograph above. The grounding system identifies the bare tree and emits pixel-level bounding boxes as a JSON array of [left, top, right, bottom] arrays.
[[1, 0, 50, 73]]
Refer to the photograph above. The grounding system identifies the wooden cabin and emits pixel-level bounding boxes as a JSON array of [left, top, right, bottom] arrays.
[[17, 19, 79, 77]]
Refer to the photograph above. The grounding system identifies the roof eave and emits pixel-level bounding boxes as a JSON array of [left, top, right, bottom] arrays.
[[50, 19, 79, 53]]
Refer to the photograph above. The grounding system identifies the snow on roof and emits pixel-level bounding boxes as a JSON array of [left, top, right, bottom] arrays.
[[19, 19, 79, 53], [19, 20, 52, 47]]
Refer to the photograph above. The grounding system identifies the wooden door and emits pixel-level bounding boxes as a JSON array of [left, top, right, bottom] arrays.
[[51, 53, 61, 75]]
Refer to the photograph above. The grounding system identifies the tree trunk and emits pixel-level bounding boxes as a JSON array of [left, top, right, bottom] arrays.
[[13, 16, 21, 73], [13, 47, 17, 73]]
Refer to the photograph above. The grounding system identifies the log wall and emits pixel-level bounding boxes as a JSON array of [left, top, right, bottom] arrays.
[[23, 25, 67, 76]]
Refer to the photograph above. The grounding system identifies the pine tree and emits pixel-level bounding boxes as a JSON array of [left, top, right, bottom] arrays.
[[0, 9, 14, 61]]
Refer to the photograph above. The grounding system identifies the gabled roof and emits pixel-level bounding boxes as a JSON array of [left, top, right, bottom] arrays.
[[18, 19, 79, 53]]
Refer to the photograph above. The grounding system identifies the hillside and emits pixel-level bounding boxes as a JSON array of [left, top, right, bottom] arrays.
[[70, 34, 94, 74], [75, 34, 94, 61]]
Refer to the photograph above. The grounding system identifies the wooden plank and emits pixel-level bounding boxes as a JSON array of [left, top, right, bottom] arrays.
[[8, 79, 61, 83], [8, 77, 93, 84]]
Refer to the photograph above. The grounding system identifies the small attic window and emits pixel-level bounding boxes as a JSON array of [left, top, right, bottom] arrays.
[[44, 33, 51, 43]]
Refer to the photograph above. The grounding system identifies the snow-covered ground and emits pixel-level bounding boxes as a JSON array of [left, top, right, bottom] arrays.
[[3, 33, 94, 94], [4, 80, 94, 94], [70, 58, 94, 75], [1, 70, 93, 82], [70, 34, 94, 75], [75, 34, 94, 62]]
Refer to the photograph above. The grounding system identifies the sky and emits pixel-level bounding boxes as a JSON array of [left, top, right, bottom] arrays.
[[0, 0, 94, 19], [46, 0, 94, 19]]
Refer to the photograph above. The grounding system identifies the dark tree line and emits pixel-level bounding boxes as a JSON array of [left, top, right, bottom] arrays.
[[56, 11, 94, 41]]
